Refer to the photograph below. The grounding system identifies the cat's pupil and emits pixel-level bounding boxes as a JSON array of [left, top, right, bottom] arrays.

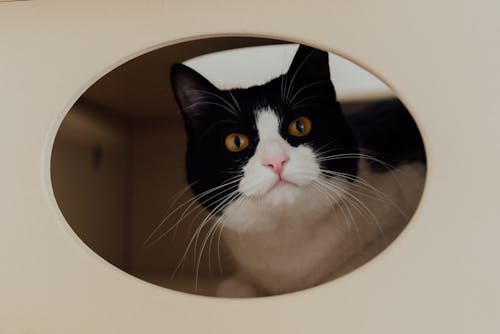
[[234, 135, 241, 148], [296, 120, 305, 133]]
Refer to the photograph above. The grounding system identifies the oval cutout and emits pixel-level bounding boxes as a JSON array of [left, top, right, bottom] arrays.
[[51, 37, 426, 297]]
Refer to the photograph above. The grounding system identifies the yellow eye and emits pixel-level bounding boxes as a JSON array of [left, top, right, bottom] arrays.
[[225, 133, 249, 152], [288, 116, 312, 137]]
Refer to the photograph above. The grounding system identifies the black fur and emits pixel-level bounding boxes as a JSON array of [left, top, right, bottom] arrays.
[[346, 99, 426, 172], [171, 45, 359, 211]]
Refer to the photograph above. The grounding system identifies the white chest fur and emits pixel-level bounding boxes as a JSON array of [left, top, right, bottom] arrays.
[[219, 161, 425, 296]]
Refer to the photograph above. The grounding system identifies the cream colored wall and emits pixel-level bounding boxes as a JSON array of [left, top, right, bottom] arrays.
[[51, 102, 130, 268], [1, 1, 500, 333]]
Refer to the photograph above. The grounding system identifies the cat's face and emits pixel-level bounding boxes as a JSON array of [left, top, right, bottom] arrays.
[[171, 45, 358, 228]]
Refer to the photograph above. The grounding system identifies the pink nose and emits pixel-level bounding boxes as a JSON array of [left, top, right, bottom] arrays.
[[263, 155, 289, 175]]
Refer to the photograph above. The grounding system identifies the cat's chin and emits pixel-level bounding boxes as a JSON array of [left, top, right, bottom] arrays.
[[268, 179, 297, 193], [242, 175, 326, 207], [261, 180, 305, 206], [222, 180, 339, 233]]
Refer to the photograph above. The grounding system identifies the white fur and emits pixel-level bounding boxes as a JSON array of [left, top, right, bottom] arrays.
[[238, 109, 325, 206], [216, 109, 425, 297]]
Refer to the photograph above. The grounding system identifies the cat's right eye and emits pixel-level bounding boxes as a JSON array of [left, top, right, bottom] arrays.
[[225, 133, 249, 152]]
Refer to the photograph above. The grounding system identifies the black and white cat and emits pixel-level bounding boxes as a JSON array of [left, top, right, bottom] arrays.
[[170, 45, 426, 297]]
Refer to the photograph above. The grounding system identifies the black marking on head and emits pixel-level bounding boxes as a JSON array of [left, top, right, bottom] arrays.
[[170, 45, 361, 210]]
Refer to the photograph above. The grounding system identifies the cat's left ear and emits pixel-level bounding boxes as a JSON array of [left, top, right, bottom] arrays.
[[170, 63, 220, 112], [170, 63, 221, 135], [286, 44, 332, 88]]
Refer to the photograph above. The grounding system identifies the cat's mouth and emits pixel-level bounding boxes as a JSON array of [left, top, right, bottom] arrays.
[[268, 178, 298, 192]]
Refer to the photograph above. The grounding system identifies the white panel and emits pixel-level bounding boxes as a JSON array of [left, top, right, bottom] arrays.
[[0, 0, 499, 333]]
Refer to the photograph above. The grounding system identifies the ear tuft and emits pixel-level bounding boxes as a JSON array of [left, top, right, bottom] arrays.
[[170, 63, 219, 111], [283, 45, 333, 102], [170, 63, 220, 135], [287, 45, 330, 81]]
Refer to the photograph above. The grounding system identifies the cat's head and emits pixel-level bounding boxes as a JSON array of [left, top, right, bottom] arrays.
[[171, 45, 358, 226]]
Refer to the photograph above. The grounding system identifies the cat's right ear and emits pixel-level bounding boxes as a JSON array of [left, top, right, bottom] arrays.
[[170, 63, 219, 134]]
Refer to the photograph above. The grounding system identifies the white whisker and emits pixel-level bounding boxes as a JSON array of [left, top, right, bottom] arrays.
[[144, 176, 241, 246], [186, 88, 239, 116], [289, 80, 330, 106], [285, 49, 315, 102]]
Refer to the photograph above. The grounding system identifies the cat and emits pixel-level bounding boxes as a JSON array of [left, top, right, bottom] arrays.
[[170, 44, 426, 297]]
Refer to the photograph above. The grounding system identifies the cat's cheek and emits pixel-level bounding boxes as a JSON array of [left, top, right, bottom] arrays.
[[282, 162, 320, 186], [281, 146, 321, 186]]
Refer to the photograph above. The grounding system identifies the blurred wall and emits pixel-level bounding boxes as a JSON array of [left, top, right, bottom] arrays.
[[128, 119, 231, 278], [51, 102, 131, 268]]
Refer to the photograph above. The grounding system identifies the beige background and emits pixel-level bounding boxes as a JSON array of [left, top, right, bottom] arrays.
[[0, 0, 499, 333]]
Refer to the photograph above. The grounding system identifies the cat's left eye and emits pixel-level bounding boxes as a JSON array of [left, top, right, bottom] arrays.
[[288, 116, 312, 137], [225, 133, 249, 152]]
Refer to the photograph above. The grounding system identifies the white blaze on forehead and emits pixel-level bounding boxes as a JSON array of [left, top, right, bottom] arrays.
[[255, 108, 281, 140]]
